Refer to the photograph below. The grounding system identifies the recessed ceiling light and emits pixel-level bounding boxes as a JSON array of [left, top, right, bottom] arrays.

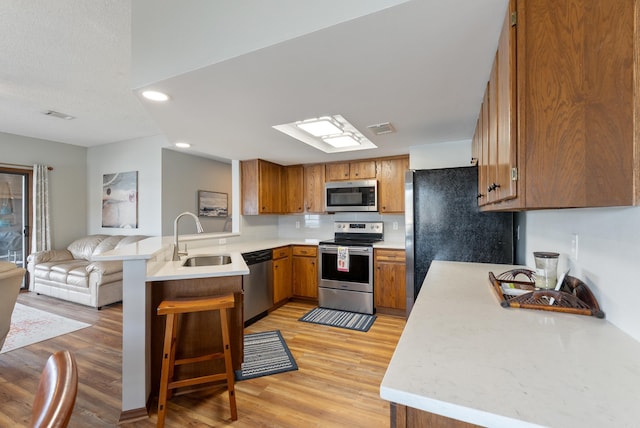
[[323, 133, 360, 148], [174, 142, 191, 148], [296, 117, 342, 137], [142, 90, 170, 102], [273, 115, 377, 154]]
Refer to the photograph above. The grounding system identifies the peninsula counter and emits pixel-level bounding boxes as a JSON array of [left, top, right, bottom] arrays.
[[380, 261, 640, 427]]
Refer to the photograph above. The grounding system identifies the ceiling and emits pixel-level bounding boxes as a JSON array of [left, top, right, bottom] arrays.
[[0, 0, 509, 166]]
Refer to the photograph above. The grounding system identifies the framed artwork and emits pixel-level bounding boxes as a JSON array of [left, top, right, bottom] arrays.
[[198, 190, 228, 217], [102, 171, 138, 228]]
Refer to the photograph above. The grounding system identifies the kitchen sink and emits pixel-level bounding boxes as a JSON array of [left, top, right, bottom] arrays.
[[182, 255, 232, 267]]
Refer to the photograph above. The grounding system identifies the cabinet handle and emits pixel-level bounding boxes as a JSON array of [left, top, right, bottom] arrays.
[[487, 183, 501, 192], [477, 193, 484, 199]]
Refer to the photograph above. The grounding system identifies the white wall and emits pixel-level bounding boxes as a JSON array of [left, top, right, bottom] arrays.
[[410, 140, 472, 170], [86, 135, 165, 236], [520, 207, 640, 342], [0, 132, 87, 248], [161, 149, 232, 236]]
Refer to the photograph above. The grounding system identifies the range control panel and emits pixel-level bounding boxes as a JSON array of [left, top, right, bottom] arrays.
[[333, 221, 384, 234]]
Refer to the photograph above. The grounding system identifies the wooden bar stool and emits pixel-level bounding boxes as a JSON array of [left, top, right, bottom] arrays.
[[156, 294, 237, 427]]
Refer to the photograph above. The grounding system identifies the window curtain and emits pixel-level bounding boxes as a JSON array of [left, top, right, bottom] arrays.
[[32, 164, 51, 254]]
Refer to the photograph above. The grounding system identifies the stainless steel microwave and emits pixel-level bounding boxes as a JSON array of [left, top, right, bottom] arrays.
[[324, 179, 378, 212]]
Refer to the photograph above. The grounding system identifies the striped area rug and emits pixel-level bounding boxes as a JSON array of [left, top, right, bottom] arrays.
[[235, 330, 297, 381], [299, 307, 377, 332]]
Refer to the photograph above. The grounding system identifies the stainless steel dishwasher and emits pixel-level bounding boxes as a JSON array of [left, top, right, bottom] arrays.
[[241, 249, 273, 326]]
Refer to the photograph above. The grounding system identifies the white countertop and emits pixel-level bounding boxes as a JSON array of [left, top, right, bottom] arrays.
[[95, 236, 405, 282], [380, 261, 640, 428]]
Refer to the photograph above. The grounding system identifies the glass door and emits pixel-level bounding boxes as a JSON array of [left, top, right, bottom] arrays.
[[0, 169, 30, 288]]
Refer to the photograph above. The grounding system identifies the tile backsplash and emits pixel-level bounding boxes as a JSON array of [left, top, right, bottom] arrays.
[[277, 212, 405, 243]]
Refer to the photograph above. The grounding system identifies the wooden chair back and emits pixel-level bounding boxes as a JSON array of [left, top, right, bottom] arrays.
[[30, 350, 78, 428]]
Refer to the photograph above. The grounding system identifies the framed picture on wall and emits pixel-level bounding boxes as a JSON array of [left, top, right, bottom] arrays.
[[198, 190, 228, 217], [102, 171, 138, 228]]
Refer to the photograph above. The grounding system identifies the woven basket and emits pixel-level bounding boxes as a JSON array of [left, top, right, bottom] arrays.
[[489, 269, 605, 318]]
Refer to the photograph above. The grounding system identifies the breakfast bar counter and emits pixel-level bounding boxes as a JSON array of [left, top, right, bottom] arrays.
[[380, 261, 640, 427]]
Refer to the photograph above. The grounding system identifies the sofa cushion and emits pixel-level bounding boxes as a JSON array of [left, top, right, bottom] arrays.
[[86, 261, 122, 275], [67, 235, 108, 261], [50, 261, 90, 274], [93, 236, 126, 256]]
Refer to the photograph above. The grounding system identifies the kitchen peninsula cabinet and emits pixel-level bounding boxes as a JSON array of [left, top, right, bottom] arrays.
[[272, 246, 292, 304], [476, 0, 640, 211], [374, 249, 406, 316], [377, 156, 409, 213], [325, 160, 376, 181], [303, 164, 325, 213], [292, 245, 318, 299], [241, 159, 283, 214], [149, 276, 243, 397]]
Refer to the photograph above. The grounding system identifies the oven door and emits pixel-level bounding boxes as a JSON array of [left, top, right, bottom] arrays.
[[319, 245, 373, 293]]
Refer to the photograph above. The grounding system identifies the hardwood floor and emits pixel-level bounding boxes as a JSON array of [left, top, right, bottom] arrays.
[[0, 292, 405, 427]]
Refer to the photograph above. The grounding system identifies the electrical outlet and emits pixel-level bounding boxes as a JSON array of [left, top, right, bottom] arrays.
[[219, 238, 226, 245], [295, 221, 300, 229], [392, 221, 398, 230], [570, 233, 579, 261]]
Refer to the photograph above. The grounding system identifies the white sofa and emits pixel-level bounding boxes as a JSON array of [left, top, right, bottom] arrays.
[[27, 234, 146, 309]]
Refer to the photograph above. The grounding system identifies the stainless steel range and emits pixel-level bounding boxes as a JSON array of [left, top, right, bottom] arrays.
[[318, 221, 384, 314]]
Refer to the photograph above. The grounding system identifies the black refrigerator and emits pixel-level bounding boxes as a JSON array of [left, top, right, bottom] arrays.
[[404, 166, 514, 314]]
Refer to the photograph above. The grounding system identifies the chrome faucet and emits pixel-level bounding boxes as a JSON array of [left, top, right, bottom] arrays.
[[172, 211, 204, 261]]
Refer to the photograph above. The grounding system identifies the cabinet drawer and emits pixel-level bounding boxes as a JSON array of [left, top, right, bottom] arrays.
[[375, 249, 405, 262], [292, 246, 317, 257], [272, 246, 290, 259]]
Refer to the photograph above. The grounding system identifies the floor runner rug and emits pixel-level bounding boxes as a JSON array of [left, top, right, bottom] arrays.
[[235, 330, 297, 380], [299, 307, 377, 332], [1, 303, 91, 354]]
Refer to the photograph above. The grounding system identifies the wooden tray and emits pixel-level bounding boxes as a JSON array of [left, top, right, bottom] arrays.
[[489, 269, 605, 318]]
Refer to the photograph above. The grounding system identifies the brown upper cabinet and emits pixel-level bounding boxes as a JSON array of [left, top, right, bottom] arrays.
[[242, 155, 409, 215], [303, 164, 326, 213], [476, 0, 640, 210], [284, 165, 304, 213], [377, 157, 409, 213], [241, 159, 283, 214], [325, 160, 376, 181]]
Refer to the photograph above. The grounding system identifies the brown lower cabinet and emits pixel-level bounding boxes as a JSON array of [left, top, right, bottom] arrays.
[[272, 246, 292, 304], [391, 403, 481, 428], [292, 245, 318, 299], [374, 248, 406, 316]]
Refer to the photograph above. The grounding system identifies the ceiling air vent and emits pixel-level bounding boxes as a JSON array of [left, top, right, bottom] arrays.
[[367, 122, 395, 135], [43, 110, 75, 120]]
